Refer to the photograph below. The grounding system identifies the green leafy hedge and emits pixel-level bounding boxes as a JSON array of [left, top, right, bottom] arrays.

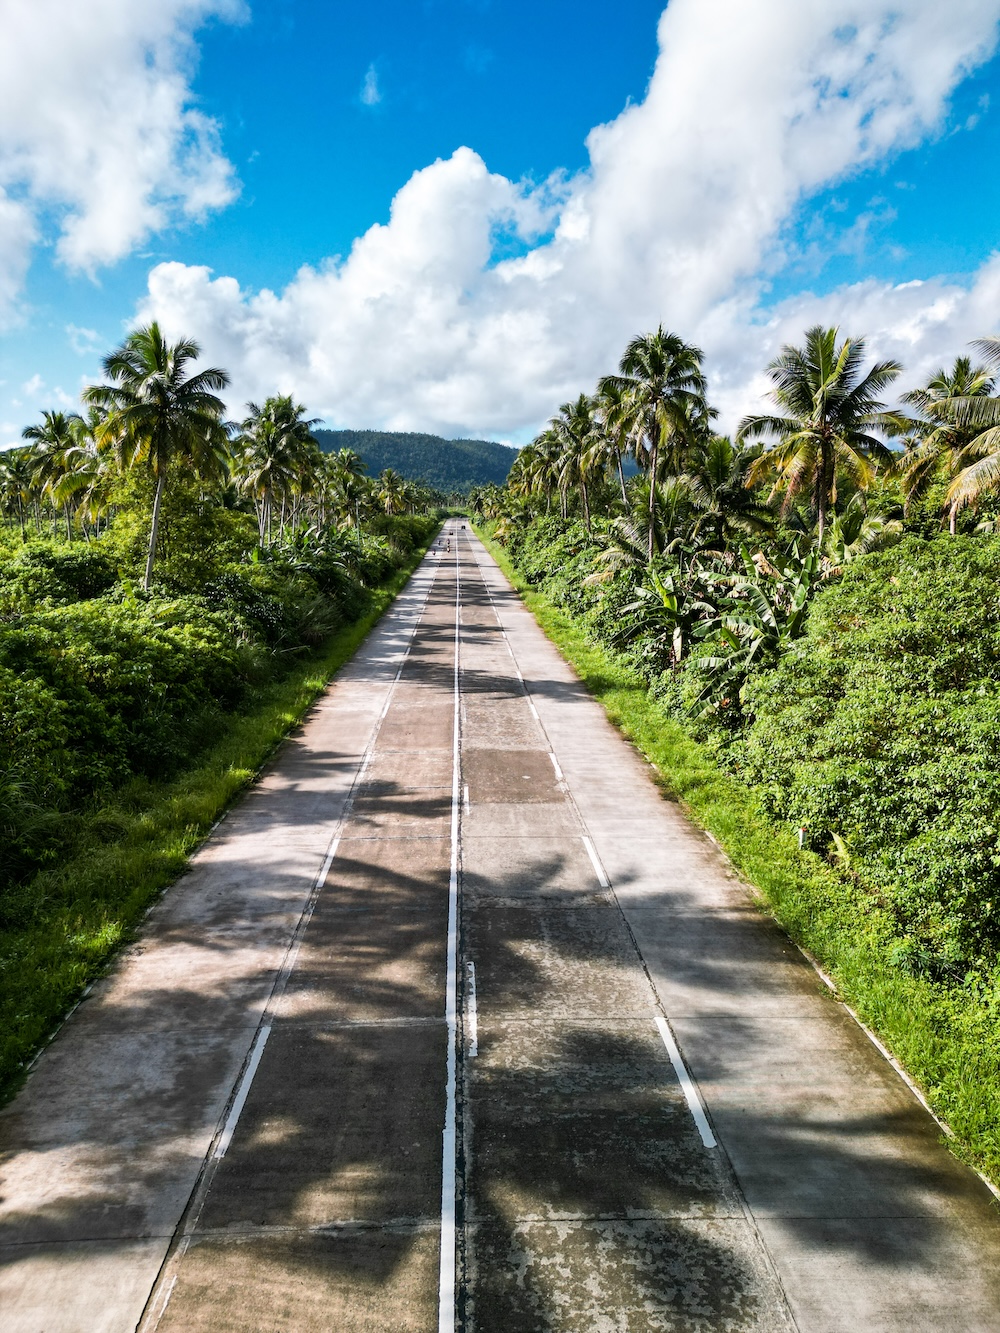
[[0, 516, 439, 906]]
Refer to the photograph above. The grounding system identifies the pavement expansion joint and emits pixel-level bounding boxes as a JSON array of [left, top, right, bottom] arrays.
[[190, 1220, 442, 1239]]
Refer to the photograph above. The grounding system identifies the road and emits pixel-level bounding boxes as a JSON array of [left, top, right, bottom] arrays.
[[2, 519, 1000, 1331]]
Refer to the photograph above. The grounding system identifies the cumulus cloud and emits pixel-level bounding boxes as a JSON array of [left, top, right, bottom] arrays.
[[360, 64, 382, 106], [141, 0, 1000, 435], [0, 0, 244, 321]]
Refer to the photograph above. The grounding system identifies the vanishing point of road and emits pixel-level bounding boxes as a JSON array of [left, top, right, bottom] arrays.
[[3, 522, 1000, 1331]]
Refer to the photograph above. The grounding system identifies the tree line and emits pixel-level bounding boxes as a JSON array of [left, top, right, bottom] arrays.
[[472, 323, 1000, 700], [1, 322, 438, 587]]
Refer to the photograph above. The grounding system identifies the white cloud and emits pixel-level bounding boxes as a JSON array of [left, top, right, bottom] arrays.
[[360, 64, 381, 107], [66, 324, 101, 356], [141, 0, 1000, 436], [0, 0, 244, 323]]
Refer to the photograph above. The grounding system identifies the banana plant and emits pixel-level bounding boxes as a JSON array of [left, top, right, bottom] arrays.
[[690, 542, 819, 710]]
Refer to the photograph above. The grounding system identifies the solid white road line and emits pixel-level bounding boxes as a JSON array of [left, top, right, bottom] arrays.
[[655, 1016, 717, 1149], [549, 752, 564, 782], [438, 530, 461, 1333]]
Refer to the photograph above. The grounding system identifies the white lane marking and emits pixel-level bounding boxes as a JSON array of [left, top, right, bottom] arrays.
[[137, 553, 442, 1333], [467, 961, 479, 1057], [464, 784, 470, 814], [213, 1024, 272, 1160], [549, 752, 564, 782], [581, 835, 611, 889], [438, 531, 461, 1333], [655, 1016, 717, 1148]]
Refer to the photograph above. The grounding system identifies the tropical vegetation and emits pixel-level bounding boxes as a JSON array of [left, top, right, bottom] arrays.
[[474, 322, 1000, 1181], [0, 322, 442, 1094]]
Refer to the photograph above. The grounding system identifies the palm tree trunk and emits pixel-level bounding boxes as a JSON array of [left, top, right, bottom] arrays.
[[616, 453, 627, 505], [647, 431, 659, 562], [816, 460, 828, 546], [144, 472, 166, 590], [949, 507, 957, 536], [580, 476, 591, 534], [64, 504, 72, 541]]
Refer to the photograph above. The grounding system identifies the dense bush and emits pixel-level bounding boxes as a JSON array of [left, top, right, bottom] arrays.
[[496, 519, 1000, 978], [0, 512, 438, 909], [734, 537, 1000, 973]]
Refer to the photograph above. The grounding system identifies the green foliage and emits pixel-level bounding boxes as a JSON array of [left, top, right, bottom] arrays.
[[0, 541, 436, 1098], [478, 525, 1000, 1186], [315, 428, 516, 493], [0, 542, 117, 610], [736, 536, 1000, 972], [0, 511, 439, 909]]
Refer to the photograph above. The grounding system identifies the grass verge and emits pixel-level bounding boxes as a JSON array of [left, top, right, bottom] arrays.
[[476, 526, 1000, 1190], [0, 538, 437, 1101]]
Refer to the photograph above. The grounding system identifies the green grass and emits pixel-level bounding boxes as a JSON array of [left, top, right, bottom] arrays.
[[0, 539, 437, 1100], [477, 527, 1000, 1189]]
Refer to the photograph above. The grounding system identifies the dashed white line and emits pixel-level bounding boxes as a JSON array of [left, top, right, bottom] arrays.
[[213, 1024, 272, 1161], [581, 834, 611, 889], [655, 1016, 717, 1148], [549, 752, 564, 782]]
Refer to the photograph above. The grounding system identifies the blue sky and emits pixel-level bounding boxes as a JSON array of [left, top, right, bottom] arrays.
[[4, 0, 1000, 442]]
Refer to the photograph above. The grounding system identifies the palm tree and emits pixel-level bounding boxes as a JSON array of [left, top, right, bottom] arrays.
[[596, 377, 637, 507], [552, 395, 599, 532], [0, 447, 34, 539], [84, 322, 230, 588], [921, 338, 1000, 521], [377, 468, 408, 515], [738, 326, 903, 544], [599, 328, 710, 560], [683, 436, 773, 549], [234, 395, 320, 543], [899, 356, 995, 533], [22, 410, 83, 539]]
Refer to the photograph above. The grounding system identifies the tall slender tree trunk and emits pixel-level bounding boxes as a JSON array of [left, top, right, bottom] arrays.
[[64, 504, 72, 541], [647, 428, 660, 562], [580, 475, 591, 534], [144, 471, 167, 591], [816, 451, 829, 546], [949, 507, 957, 536], [617, 453, 627, 505]]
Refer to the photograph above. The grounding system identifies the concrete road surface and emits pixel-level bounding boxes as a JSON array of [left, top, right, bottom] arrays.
[[2, 520, 1000, 1331]]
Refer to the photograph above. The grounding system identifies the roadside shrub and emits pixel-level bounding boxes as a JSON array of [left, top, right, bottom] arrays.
[[0, 543, 117, 610], [735, 536, 1000, 971]]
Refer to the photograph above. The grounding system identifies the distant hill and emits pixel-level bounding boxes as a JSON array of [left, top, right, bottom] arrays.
[[315, 429, 517, 494]]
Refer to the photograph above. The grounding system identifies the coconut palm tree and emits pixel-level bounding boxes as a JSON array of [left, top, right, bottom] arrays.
[[552, 395, 599, 532], [377, 468, 408, 516], [0, 447, 34, 539], [22, 410, 83, 539], [599, 328, 710, 560], [921, 338, 1000, 521], [683, 435, 773, 549], [738, 325, 903, 544], [594, 378, 636, 505], [84, 322, 230, 588], [899, 356, 994, 533], [234, 395, 320, 543]]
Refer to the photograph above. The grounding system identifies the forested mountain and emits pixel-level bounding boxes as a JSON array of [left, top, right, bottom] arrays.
[[314, 429, 517, 493]]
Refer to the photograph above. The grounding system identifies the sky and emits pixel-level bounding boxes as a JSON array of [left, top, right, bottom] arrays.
[[3, 0, 1000, 447]]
